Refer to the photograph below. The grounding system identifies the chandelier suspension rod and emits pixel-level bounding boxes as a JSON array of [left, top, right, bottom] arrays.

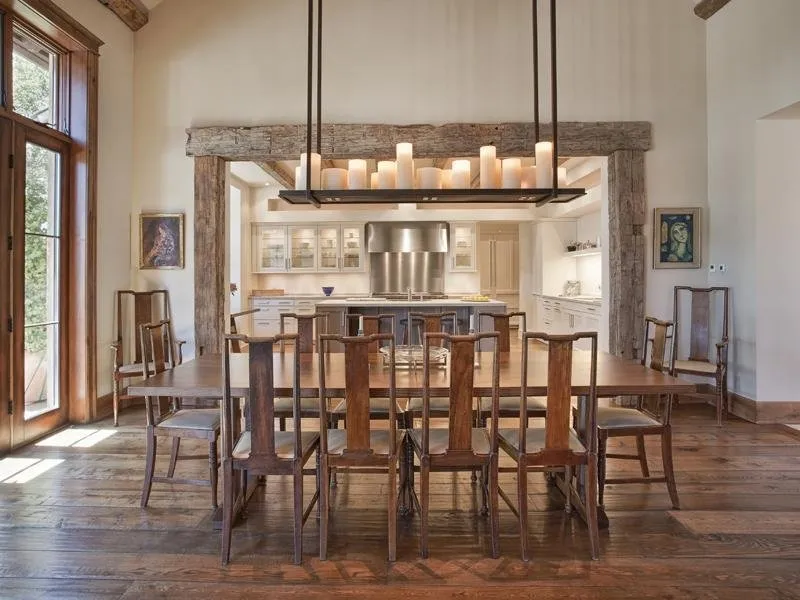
[[550, 0, 558, 196], [532, 0, 540, 144]]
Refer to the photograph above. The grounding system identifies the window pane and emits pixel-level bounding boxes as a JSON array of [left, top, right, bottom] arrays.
[[24, 235, 59, 325], [12, 27, 57, 126], [24, 324, 58, 418], [25, 143, 60, 236]]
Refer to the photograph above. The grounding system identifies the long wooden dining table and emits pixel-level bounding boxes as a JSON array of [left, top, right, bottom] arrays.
[[128, 346, 696, 530]]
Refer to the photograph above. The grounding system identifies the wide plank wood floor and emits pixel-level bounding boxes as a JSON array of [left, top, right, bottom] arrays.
[[1, 404, 799, 599]]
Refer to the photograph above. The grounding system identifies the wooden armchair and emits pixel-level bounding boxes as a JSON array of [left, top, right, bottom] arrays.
[[111, 289, 182, 426], [139, 319, 220, 510], [401, 311, 458, 345], [670, 286, 730, 425], [228, 308, 259, 352]]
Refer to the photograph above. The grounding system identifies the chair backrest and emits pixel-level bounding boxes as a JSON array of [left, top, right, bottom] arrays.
[[229, 308, 260, 353], [420, 331, 500, 456], [409, 312, 458, 346], [672, 286, 729, 362], [279, 312, 328, 353], [519, 332, 597, 458], [345, 313, 396, 353], [641, 316, 673, 371], [115, 289, 171, 364], [139, 319, 177, 426], [318, 333, 397, 458], [478, 311, 527, 351], [222, 333, 301, 464]]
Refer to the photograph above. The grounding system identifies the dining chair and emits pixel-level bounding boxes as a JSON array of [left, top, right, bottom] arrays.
[[111, 289, 182, 426], [220, 333, 320, 565], [498, 331, 600, 561], [228, 308, 259, 353], [139, 319, 220, 510], [317, 332, 403, 561], [400, 311, 458, 345], [408, 331, 501, 559], [670, 286, 730, 426], [597, 317, 680, 509]]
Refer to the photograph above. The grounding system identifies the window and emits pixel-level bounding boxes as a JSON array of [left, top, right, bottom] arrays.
[[12, 26, 59, 127]]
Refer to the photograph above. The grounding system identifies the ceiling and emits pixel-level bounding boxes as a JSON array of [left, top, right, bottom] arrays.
[[138, 0, 164, 9]]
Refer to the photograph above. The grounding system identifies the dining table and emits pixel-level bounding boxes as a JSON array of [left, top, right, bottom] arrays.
[[128, 346, 696, 530]]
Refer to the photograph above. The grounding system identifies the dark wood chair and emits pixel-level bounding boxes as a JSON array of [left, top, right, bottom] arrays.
[[111, 289, 183, 426], [597, 317, 679, 509], [317, 332, 403, 561], [477, 311, 546, 424], [220, 333, 320, 565], [139, 319, 219, 510], [498, 331, 600, 561], [400, 311, 458, 345], [408, 331, 501, 559], [670, 286, 730, 425], [228, 308, 259, 352]]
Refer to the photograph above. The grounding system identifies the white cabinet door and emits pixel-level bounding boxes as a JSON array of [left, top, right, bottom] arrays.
[[317, 226, 340, 271], [252, 225, 287, 273], [288, 226, 318, 271], [450, 222, 477, 272], [341, 225, 365, 271]]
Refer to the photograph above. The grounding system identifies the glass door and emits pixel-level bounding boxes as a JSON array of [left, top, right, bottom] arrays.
[[451, 223, 476, 272], [9, 125, 70, 446], [340, 225, 364, 271], [317, 225, 340, 271], [288, 225, 317, 271], [252, 224, 286, 272], [0, 120, 11, 452]]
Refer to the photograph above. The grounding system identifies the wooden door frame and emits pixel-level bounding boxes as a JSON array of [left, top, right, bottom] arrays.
[[186, 121, 651, 361], [0, 117, 10, 452]]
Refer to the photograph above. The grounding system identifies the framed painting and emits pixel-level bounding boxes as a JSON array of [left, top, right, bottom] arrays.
[[653, 208, 700, 269], [139, 213, 185, 269]]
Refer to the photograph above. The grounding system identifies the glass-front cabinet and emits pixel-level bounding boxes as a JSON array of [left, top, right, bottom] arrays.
[[340, 226, 364, 271], [317, 225, 340, 271], [450, 222, 477, 272], [252, 225, 288, 272], [288, 226, 318, 271]]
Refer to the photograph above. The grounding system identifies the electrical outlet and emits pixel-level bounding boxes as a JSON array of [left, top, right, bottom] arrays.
[[708, 264, 716, 272], [719, 264, 727, 273]]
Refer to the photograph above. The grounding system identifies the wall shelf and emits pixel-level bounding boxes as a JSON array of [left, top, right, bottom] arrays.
[[564, 248, 601, 258]]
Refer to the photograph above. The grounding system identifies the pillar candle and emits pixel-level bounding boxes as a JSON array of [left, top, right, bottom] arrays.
[[521, 166, 537, 188], [358, 316, 364, 334], [294, 166, 303, 190], [495, 158, 502, 187], [558, 167, 567, 187], [441, 169, 453, 189], [348, 159, 367, 189], [451, 159, 471, 188], [370, 172, 379, 189], [535, 142, 553, 188], [469, 314, 475, 332], [322, 167, 348, 190], [417, 167, 442, 189], [299, 152, 321, 189], [396, 142, 414, 188], [377, 161, 397, 189], [479, 145, 496, 189], [501, 158, 522, 189]]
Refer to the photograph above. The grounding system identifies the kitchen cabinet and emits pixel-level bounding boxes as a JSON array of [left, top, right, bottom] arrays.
[[449, 222, 477, 272], [317, 225, 340, 271], [250, 296, 326, 337], [251, 223, 365, 273], [340, 225, 365, 271], [251, 225, 289, 273], [288, 226, 318, 271], [536, 295, 600, 349], [479, 224, 519, 313]]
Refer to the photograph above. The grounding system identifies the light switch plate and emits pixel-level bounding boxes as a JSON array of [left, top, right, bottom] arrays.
[[709, 264, 716, 272]]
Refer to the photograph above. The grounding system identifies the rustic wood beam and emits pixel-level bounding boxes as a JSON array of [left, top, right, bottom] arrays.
[[96, 0, 148, 31], [694, 0, 732, 20], [186, 122, 652, 161], [255, 161, 295, 189]]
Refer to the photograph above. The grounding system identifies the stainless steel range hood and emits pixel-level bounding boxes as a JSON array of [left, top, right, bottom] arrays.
[[366, 222, 448, 297]]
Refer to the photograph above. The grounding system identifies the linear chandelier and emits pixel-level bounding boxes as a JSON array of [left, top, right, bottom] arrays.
[[278, 0, 585, 207]]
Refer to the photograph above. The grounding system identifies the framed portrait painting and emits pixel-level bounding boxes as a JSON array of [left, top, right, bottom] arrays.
[[653, 208, 700, 269], [139, 213, 184, 269]]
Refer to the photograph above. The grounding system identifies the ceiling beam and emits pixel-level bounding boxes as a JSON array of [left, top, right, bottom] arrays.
[[97, 0, 148, 31], [694, 0, 732, 20], [186, 121, 652, 161], [255, 161, 295, 189]]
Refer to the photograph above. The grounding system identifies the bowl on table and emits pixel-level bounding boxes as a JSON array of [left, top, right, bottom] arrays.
[[322, 286, 334, 296]]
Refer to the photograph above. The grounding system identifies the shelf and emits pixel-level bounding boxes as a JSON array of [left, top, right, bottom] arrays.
[[564, 248, 601, 258], [278, 188, 587, 207]]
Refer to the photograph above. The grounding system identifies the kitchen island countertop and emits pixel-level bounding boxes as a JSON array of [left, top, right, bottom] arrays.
[[316, 298, 507, 307]]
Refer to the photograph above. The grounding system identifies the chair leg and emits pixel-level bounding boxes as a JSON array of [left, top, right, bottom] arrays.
[[488, 454, 500, 559], [167, 437, 180, 478], [480, 464, 489, 516], [140, 429, 157, 508], [517, 463, 529, 562], [419, 459, 430, 559], [585, 456, 601, 560], [279, 417, 286, 432], [564, 466, 572, 514], [716, 373, 725, 427], [293, 466, 303, 565], [209, 439, 219, 510], [388, 457, 397, 562], [112, 379, 120, 427], [220, 459, 234, 565], [636, 434, 650, 478], [661, 426, 680, 509], [319, 459, 329, 560], [597, 434, 607, 507]]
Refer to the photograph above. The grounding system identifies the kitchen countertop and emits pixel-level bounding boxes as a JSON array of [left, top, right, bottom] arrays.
[[536, 293, 602, 307], [316, 298, 507, 307]]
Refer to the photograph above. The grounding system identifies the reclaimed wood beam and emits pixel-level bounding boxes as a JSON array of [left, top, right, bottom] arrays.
[[185, 122, 652, 161], [97, 0, 148, 31], [255, 161, 295, 189], [694, 0, 732, 20]]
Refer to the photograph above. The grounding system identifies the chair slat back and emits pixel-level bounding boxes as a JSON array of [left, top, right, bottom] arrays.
[[641, 316, 673, 371], [345, 314, 396, 353], [229, 308, 259, 353], [410, 312, 457, 346], [139, 319, 175, 377], [478, 311, 527, 351], [673, 286, 730, 363], [280, 313, 328, 353], [115, 289, 170, 364]]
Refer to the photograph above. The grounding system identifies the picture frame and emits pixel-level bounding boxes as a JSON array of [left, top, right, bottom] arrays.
[[653, 207, 700, 269], [139, 213, 185, 269]]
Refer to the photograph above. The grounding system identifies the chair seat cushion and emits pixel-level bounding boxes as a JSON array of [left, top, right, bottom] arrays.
[[406, 397, 454, 412], [673, 360, 718, 375], [325, 429, 403, 456], [409, 427, 490, 456], [331, 399, 408, 415], [118, 362, 147, 376], [480, 396, 547, 414], [274, 397, 321, 415], [597, 406, 661, 429], [232, 430, 319, 460], [498, 427, 586, 454], [157, 409, 220, 432]]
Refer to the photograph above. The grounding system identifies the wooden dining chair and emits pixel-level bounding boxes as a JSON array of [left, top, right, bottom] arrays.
[[220, 333, 320, 565], [317, 332, 403, 561], [408, 331, 501, 559], [498, 331, 600, 561], [400, 311, 458, 345], [274, 312, 329, 431], [477, 311, 546, 425], [228, 308, 259, 353], [597, 317, 679, 509], [111, 289, 182, 426], [670, 286, 730, 426], [139, 319, 220, 510]]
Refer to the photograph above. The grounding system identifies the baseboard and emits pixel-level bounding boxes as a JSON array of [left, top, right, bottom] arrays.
[[728, 392, 800, 424]]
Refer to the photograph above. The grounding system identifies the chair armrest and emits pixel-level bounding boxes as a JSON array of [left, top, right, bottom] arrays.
[[175, 340, 186, 365], [716, 337, 729, 367], [110, 341, 122, 370]]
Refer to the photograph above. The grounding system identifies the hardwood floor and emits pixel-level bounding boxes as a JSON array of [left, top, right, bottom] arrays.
[[1, 404, 799, 599]]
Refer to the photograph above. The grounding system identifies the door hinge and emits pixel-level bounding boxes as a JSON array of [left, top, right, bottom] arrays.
[[7, 235, 11, 251], [6, 317, 12, 333], [8, 154, 13, 169], [7, 400, 12, 416]]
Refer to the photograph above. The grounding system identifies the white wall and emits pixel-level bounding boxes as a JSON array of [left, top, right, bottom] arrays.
[[706, 0, 800, 399], [54, 0, 135, 398], [133, 0, 707, 358]]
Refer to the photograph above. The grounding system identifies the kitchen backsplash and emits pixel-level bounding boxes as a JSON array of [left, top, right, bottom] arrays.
[[250, 271, 480, 296]]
